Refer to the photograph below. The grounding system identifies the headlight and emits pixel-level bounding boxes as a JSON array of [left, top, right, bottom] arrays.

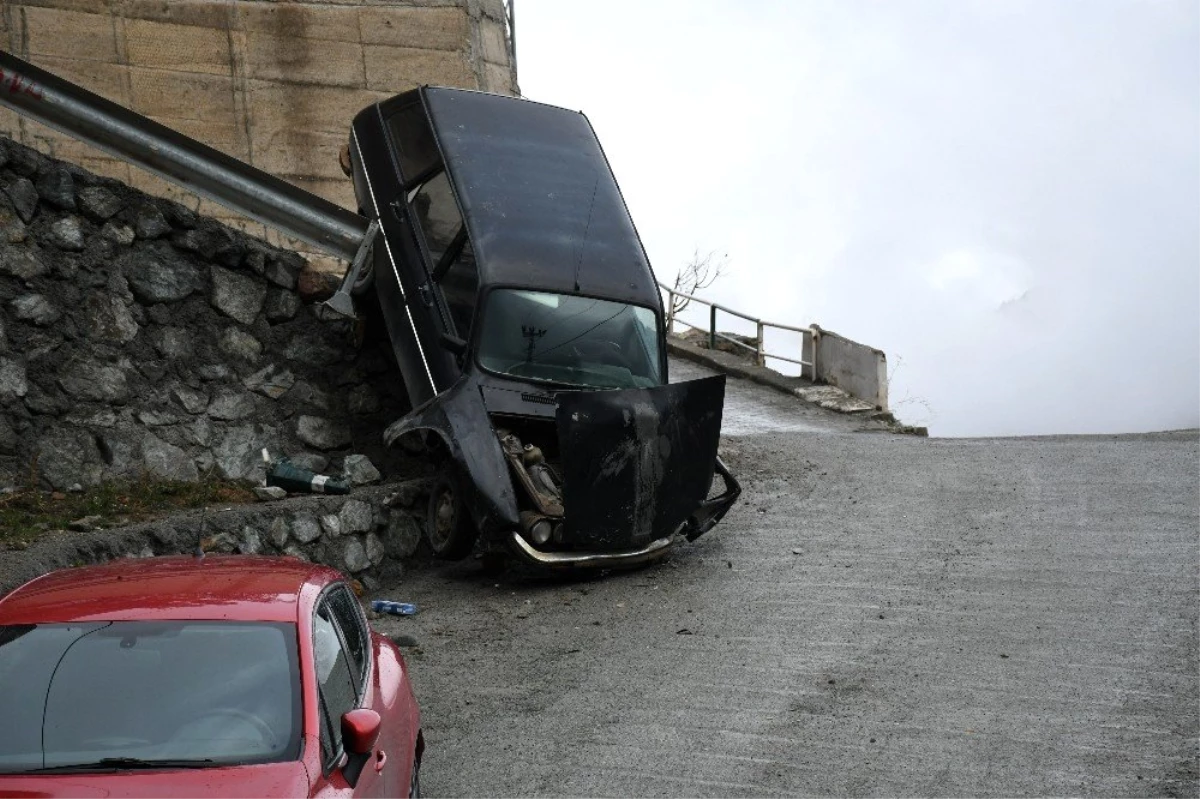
[[530, 518, 552, 546], [520, 511, 554, 547]]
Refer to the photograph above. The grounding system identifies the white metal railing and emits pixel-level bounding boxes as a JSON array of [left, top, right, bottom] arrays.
[[658, 283, 816, 378]]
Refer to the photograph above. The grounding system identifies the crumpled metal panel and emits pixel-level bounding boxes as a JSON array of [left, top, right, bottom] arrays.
[[555, 375, 725, 549]]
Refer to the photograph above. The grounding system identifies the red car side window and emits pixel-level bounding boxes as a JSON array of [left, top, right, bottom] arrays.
[[326, 586, 368, 686], [313, 599, 358, 770]]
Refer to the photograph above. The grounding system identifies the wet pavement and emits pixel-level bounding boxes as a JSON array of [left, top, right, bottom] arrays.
[[670, 358, 873, 436], [373, 364, 1199, 797]]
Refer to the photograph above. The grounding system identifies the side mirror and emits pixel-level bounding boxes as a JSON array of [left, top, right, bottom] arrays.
[[439, 332, 467, 356], [341, 708, 381, 755]]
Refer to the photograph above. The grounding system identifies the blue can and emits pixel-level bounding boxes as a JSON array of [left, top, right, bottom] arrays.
[[371, 599, 417, 616]]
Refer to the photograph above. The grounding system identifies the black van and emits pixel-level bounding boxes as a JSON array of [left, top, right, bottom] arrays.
[[342, 87, 739, 568]]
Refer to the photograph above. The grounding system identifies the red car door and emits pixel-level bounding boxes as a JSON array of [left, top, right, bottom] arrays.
[[308, 585, 403, 798]]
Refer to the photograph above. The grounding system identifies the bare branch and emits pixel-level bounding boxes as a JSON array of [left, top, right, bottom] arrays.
[[671, 249, 728, 318]]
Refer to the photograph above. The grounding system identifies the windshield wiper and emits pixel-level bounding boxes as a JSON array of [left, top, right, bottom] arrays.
[[26, 757, 217, 773]]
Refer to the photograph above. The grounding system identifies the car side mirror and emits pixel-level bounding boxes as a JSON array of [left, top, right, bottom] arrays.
[[341, 708, 382, 755], [439, 332, 467, 356]]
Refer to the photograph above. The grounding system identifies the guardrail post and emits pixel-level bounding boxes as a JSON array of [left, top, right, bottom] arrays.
[[755, 320, 765, 367], [665, 288, 676, 333], [807, 324, 821, 382], [709, 304, 717, 350]]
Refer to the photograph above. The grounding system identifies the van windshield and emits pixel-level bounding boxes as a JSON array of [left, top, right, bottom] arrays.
[[477, 290, 662, 389]]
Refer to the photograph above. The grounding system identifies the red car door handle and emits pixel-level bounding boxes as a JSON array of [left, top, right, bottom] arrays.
[[374, 750, 387, 773]]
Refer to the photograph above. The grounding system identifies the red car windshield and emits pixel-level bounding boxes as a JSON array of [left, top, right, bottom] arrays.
[[0, 621, 302, 773]]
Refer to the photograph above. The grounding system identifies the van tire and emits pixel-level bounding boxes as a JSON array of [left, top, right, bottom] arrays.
[[425, 467, 478, 560]]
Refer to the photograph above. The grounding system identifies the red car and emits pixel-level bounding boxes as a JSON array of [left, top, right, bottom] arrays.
[[0, 555, 423, 797]]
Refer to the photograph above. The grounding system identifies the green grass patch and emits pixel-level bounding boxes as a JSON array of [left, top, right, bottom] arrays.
[[0, 477, 257, 545]]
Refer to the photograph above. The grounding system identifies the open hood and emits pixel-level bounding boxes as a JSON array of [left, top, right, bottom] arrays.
[[555, 375, 726, 549]]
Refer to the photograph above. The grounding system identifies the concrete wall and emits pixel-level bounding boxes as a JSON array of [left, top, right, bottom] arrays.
[[0, 0, 517, 267], [809, 324, 888, 411]]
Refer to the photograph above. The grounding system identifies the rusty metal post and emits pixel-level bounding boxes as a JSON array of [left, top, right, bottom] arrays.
[[709, 303, 717, 350], [755, 320, 765, 366]]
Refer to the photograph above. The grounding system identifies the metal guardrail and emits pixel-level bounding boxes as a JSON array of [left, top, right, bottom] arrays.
[[659, 282, 816, 377], [0, 50, 369, 262], [505, 1, 518, 73]]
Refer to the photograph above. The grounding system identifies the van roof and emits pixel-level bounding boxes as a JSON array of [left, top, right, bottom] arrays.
[[423, 87, 661, 309]]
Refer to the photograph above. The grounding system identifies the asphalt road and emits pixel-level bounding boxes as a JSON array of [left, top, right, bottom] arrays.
[[373, 363, 1199, 797]]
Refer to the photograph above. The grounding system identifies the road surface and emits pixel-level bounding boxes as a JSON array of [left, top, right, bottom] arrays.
[[374, 361, 1199, 797]]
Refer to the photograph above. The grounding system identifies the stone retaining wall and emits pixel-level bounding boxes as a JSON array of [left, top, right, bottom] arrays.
[[0, 134, 416, 492], [0, 479, 432, 596]]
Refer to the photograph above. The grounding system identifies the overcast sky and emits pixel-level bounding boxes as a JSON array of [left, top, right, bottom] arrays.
[[514, 0, 1199, 437]]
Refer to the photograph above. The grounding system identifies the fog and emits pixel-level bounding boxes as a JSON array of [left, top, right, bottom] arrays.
[[514, 0, 1199, 436]]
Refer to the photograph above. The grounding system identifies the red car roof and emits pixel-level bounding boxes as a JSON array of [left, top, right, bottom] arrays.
[[0, 555, 345, 624]]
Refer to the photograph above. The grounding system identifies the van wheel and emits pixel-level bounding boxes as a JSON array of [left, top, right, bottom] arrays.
[[426, 468, 478, 560]]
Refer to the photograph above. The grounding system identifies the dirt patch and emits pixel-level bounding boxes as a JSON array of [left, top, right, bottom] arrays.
[[0, 476, 257, 547]]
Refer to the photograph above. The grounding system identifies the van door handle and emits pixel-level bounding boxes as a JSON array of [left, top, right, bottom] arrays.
[[418, 283, 433, 306], [374, 749, 388, 773]]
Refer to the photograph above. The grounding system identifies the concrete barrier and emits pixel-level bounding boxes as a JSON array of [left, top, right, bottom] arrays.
[[810, 325, 888, 411]]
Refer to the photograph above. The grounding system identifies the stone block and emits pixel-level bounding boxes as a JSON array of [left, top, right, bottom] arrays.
[[128, 67, 236, 121], [365, 532, 386, 566], [171, 384, 209, 414], [343, 537, 370, 572], [363, 45, 472, 91], [210, 265, 266, 325], [482, 60, 516, 95], [296, 415, 350, 450], [237, 3, 361, 45], [57, 361, 128, 403], [268, 516, 290, 547], [383, 509, 422, 558], [339, 499, 373, 534], [242, 31, 365, 88], [47, 217, 85, 251], [0, 358, 28, 401], [142, 434, 200, 482], [219, 327, 263, 361], [36, 168, 76, 210], [359, 6, 469, 51], [4, 178, 38, 223], [292, 514, 322, 544], [479, 17, 509, 64], [207, 390, 256, 421], [122, 248, 203, 303], [24, 6, 120, 63], [343, 454, 381, 485], [31, 55, 128, 106], [37, 429, 103, 490], [85, 294, 140, 344], [78, 186, 123, 221], [123, 17, 232, 76], [243, 364, 295, 399], [213, 424, 261, 481]]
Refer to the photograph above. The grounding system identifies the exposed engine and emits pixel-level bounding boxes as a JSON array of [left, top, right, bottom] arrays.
[[496, 427, 565, 548]]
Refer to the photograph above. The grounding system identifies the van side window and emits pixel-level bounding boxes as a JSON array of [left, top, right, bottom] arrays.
[[439, 238, 479, 340], [411, 171, 460, 266], [411, 172, 479, 339], [385, 102, 439, 186]]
